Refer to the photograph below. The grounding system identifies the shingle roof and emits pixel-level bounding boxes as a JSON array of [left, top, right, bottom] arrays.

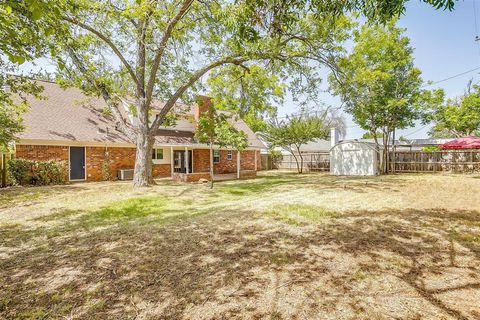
[[18, 80, 265, 149]]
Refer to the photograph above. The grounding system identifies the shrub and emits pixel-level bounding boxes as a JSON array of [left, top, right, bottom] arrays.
[[7, 159, 67, 186], [101, 150, 112, 181], [422, 146, 440, 152]]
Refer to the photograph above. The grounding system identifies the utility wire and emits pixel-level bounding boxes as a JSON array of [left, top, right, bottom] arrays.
[[421, 66, 480, 88], [402, 124, 429, 138]]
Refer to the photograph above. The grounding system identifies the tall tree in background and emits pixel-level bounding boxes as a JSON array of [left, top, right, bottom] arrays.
[[329, 21, 441, 173], [41, 0, 454, 186], [425, 82, 480, 137]]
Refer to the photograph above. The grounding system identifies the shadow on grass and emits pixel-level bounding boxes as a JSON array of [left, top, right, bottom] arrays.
[[0, 184, 89, 208], [216, 172, 409, 196], [1, 204, 480, 319]]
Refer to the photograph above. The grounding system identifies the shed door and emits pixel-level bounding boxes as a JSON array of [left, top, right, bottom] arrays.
[[70, 147, 86, 180]]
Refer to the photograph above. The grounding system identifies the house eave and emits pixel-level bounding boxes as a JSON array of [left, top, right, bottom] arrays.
[[15, 139, 263, 150]]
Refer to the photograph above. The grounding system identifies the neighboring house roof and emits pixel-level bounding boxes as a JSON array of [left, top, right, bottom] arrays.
[[17, 80, 264, 149], [297, 139, 331, 152]]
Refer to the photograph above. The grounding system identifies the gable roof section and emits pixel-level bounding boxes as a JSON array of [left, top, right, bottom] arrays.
[[19, 81, 132, 144], [17, 80, 265, 148]]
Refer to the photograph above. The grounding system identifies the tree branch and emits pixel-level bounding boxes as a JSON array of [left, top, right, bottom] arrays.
[[63, 16, 141, 91], [150, 56, 246, 131], [145, 0, 195, 106], [66, 47, 136, 141]]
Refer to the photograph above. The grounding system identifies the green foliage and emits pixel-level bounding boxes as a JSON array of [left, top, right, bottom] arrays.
[[208, 65, 285, 132], [195, 106, 248, 152], [7, 159, 67, 186], [0, 74, 44, 148], [0, 0, 59, 63], [0, 0, 52, 149], [361, 132, 384, 139], [266, 110, 330, 173], [425, 83, 480, 138], [101, 150, 112, 181], [330, 21, 425, 137], [329, 21, 441, 172], [421, 146, 440, 152]]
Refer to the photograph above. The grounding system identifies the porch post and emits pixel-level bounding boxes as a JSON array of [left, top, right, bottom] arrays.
[[170, 147, 174, 176], [185, 146, 189, 173], [237, 150, 241, 179]]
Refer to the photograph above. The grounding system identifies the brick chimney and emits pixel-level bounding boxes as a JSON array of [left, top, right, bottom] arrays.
[[194, 95, 213, 123]]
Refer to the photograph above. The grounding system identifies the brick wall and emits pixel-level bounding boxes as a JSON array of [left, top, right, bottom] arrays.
[[86, 146, 135, 181], [15, 144, 258, 182], [192, 148, 259, 174], [15, 145, 69, 162], [16, 145, 171, 182], [193, 149, 210, 173], [86, 147, 170, 181]]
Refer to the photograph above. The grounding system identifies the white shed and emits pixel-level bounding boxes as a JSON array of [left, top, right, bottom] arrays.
[[330, 140, 380, 176]]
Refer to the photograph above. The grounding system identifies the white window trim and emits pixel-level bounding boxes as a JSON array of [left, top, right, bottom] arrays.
[[213, 149, 220, 163], [152, 148, 166, 164], [226, 150, 233, 160]]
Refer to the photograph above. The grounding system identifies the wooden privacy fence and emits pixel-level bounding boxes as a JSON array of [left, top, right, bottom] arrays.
[[391, 150, 480, 173], [275, 152, 330, 172]]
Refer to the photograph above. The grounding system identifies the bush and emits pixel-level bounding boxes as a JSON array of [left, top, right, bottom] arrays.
[[421, 146, 440, 152], [7, 159, 67, 186]]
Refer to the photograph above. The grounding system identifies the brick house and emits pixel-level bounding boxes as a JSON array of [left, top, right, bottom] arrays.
[[14, 80, 265, 182]]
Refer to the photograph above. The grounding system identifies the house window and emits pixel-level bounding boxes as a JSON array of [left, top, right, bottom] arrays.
[[152, 148, 163, 160], [227, 150, 233, 160], [213, 150, 220, 163]]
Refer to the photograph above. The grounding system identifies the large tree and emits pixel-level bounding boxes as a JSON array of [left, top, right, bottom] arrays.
[[426, 82, 480, 138], [38, 0, 454, 186], [329, 21, 441, 173]]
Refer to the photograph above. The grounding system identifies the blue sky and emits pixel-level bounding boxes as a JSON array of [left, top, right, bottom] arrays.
[[21, 1, 480, 139], [277, 0, 480, 139]]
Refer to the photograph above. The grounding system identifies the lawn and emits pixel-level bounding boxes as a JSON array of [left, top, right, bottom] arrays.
[[1, 171, 480, 319]]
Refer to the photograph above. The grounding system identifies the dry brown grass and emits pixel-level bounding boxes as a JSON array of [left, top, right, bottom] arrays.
[[1, 172, 480, 319]]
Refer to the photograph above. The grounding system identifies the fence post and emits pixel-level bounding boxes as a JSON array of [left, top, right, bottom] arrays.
[[1, 153, 6, 188]]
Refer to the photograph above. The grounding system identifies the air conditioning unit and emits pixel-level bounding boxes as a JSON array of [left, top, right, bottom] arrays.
[[118, 169, 134, 180]]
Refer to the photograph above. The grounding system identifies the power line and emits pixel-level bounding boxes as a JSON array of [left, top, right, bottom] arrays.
[[421, 66, 480, 88], [402, 124, 429, 138]]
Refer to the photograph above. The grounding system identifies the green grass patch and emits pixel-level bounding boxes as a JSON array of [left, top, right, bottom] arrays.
[[270, 252, 295, 266], [266, 204, 338, 224], [78, 196, 168, 227], [217, 176, 301, 196]]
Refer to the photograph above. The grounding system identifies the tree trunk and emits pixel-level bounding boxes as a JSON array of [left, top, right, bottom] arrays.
[[291, 151, 301, 173], [298, 153, 304, 174], [382, 133, 390, 174], [133, 134, 154, 187], [209, 143, 214, 189]]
